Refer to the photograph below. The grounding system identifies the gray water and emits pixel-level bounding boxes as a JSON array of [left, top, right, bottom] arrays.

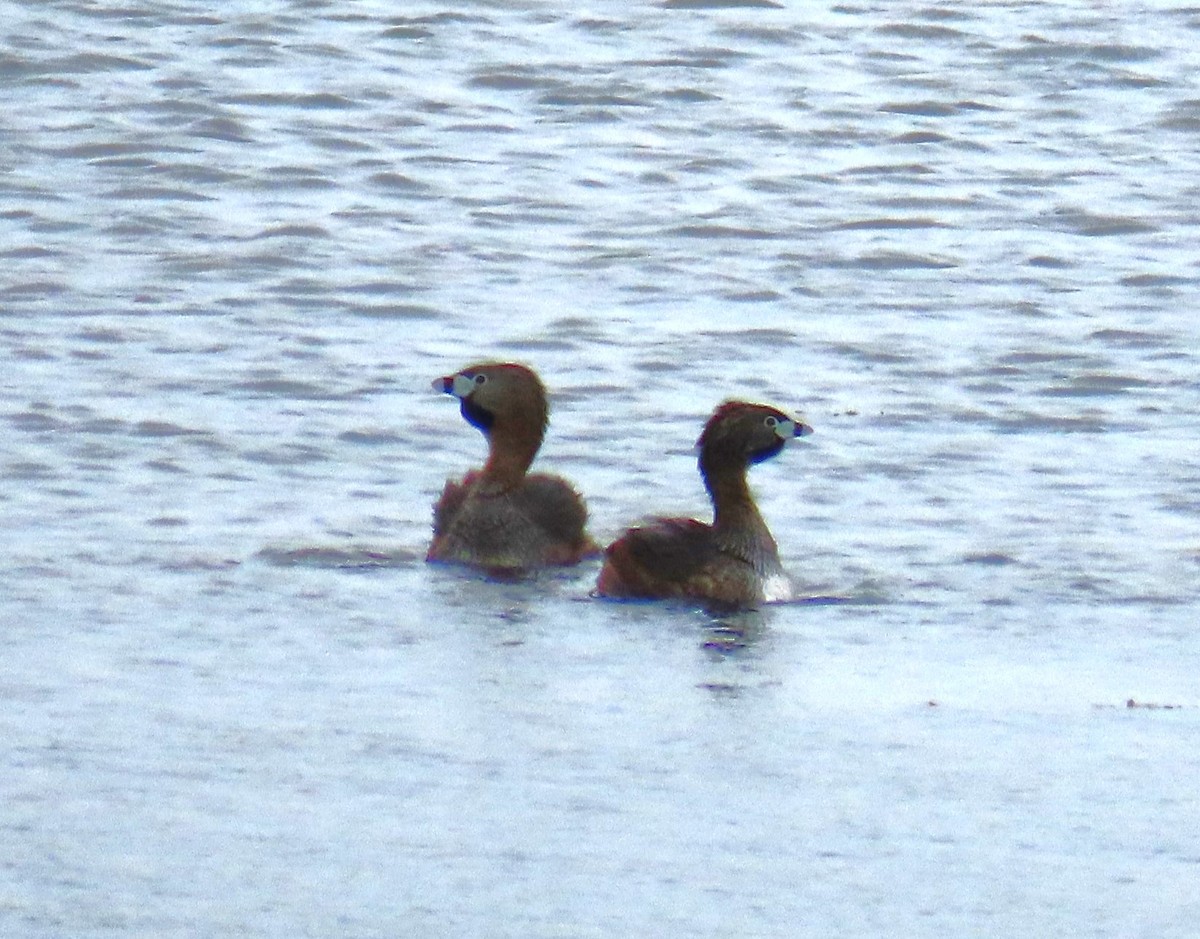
[[3, 1, 1199, 936]]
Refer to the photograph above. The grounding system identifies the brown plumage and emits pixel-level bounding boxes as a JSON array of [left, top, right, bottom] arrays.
[[596, 401, 812, 609], [427, 362, 599, 573]]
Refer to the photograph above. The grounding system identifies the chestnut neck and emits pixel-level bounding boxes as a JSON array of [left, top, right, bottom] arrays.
[[701, 451, 779, 569], [477, 419, 544, 495]]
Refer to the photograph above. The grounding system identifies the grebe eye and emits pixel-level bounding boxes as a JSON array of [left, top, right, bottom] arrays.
[[764, 415, 778, 428], [474, 374, 487, 385]]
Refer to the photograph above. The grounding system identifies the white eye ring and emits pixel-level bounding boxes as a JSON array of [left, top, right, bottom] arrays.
[[474, 374, 487, 385], [764, 416, 778, 428]]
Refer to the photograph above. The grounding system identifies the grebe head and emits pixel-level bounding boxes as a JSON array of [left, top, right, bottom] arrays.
[[433, 362, 550, 437], [697, 401, 813, 467]]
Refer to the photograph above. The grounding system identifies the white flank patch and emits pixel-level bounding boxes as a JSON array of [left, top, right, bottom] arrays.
[[762, 571, 795, 603]]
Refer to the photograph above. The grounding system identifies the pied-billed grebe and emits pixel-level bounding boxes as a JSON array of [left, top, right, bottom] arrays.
[[427, 362, 599, 572], [596, 401, 812, 608]]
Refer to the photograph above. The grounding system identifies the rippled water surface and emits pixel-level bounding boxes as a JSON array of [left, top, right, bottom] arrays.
[[4, 1, 1200, 935]]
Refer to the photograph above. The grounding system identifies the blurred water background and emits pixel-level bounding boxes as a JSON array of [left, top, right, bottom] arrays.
[[3, 1, 1199, 935]]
